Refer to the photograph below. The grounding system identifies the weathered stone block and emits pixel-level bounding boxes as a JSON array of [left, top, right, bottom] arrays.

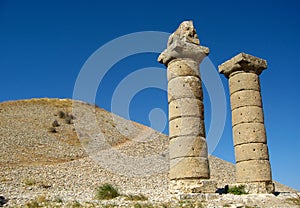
[[169, 179, 217, 194], [170, 157, 210, 179], [168, 76, 203, 103], [218, 52, 267, 78], [169, 117, 205, 138], [169, 136, 208, 159], [233, 123, 267, 146], [236, 160, 272, 183], [235, 143, 269, 162], [167, 59, 200, 81], [169, 98, 203, 121], [231, 181, 275, 194], [232, 106, 264, 126], [230, 90, 262, 110], [229, 72, 260, 95]]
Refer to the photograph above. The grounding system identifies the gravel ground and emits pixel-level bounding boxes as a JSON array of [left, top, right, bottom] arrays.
[[0, 98, 298, 207]]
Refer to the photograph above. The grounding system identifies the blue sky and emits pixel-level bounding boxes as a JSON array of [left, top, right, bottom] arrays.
[[0, 0, 299, 190]]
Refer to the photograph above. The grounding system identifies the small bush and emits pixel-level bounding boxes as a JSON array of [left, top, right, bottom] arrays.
[[125, 194, 148, 201], [23, 178, 36, 186], [65, 116, 73, 124], [48, 127, 57, 133], [286, 197, 300, 205], [25, 201, 39, 208], [71, 201, 82, 207], [52, 120, 60, 127], [227, 185, 247, 195], [36, 195, 47, 203], [58, 111, 66, 118], [95, 184, 120, 200], [67, 113, 75, 120], [133, 203, 154, 208]]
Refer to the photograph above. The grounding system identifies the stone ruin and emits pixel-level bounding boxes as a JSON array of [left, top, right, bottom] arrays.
[[158, 21, 216, 194], [219, 53, 275, 194], [158, 21, 274, 194]]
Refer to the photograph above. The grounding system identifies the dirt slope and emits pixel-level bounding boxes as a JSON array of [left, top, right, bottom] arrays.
[[0, 98, 297, 207]]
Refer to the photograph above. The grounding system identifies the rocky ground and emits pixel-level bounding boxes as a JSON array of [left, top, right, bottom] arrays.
[[0, 98, 299, 207]]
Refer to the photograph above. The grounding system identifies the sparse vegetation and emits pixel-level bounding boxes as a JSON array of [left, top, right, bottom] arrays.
[[23, 178, 36, 186], [227, 185, 248, 195], [25, 200, 40, 208], [36, 195, 47, 203], [133, 203, 154, 208], [48, 127, 57, 133], [95, 184, 120, 200], [52, 119, 60, 127], [71, 200, 82, 207], [57, 110, 66, 118], [65, 115, 73, 124], [286, 196, 300, 205]]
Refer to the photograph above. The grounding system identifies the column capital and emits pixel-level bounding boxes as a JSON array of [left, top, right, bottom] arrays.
[[157, 20, 209, 66], [158, 39, 209, 66], [218, 53, 267, 78]]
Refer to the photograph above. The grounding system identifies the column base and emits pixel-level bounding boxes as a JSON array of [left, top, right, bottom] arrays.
[[170, 179, 217, 194], [229, 181, 275, 194]]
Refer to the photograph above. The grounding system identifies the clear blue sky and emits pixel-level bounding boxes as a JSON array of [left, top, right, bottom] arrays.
[[1, 0, 299, 190]]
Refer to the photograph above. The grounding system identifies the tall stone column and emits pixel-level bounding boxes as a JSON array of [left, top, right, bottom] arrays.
[[219, 53, 274, 193], [158, 21, 216, 194]]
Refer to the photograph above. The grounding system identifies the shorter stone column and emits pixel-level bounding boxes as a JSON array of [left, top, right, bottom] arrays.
[[219, 53, 274, 194]]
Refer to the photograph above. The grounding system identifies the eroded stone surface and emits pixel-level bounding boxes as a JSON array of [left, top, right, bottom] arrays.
[[167, 59, 200, 81], [230, 90, 262, 110], [218, 52, 267, 78], [168, 76, 203, 103], [169, 136, 207, 159], [236, 160, 272, 183], [169, 98, 203, 121], [169, 117, 205, 138], [229, 72, 260, 95], [232, 106, 264, 126], [170, 157, 210, 179], [158, 21, 209, 66], [159, 21, 211, 192], [233, 123, 267, 146], [230, 181, 275, 194], [219, 52, 273, 194], [235, 143, 269, 162], [170, 179, 217, 194]]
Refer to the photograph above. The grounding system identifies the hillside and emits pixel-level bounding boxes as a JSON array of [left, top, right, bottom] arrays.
[[0, 98, 298, 207]]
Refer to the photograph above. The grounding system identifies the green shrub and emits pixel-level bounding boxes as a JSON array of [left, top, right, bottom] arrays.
[[48, 127, 57, 133], [23, 178, 36, 186], [58, 111, 66, 118], [65, 116, 73, 124], [52, 120, 60, 127], [95, 184, 120, 200], [227, 185, 247, 195], [25, 201, 39, 208], [286, 197, 300, 205]]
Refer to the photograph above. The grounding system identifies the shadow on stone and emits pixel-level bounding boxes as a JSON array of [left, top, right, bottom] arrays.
[[216, 185, 229, 195], [0, 196, 8, 207]]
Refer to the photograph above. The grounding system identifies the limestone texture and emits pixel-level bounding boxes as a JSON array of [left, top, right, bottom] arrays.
[[158, 21, 214, 193], [219, 52, 274, 193]]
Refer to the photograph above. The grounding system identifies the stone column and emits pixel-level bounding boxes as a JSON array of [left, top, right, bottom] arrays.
[[158, 21, 216, 194], [219, 53, 274, 194]]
